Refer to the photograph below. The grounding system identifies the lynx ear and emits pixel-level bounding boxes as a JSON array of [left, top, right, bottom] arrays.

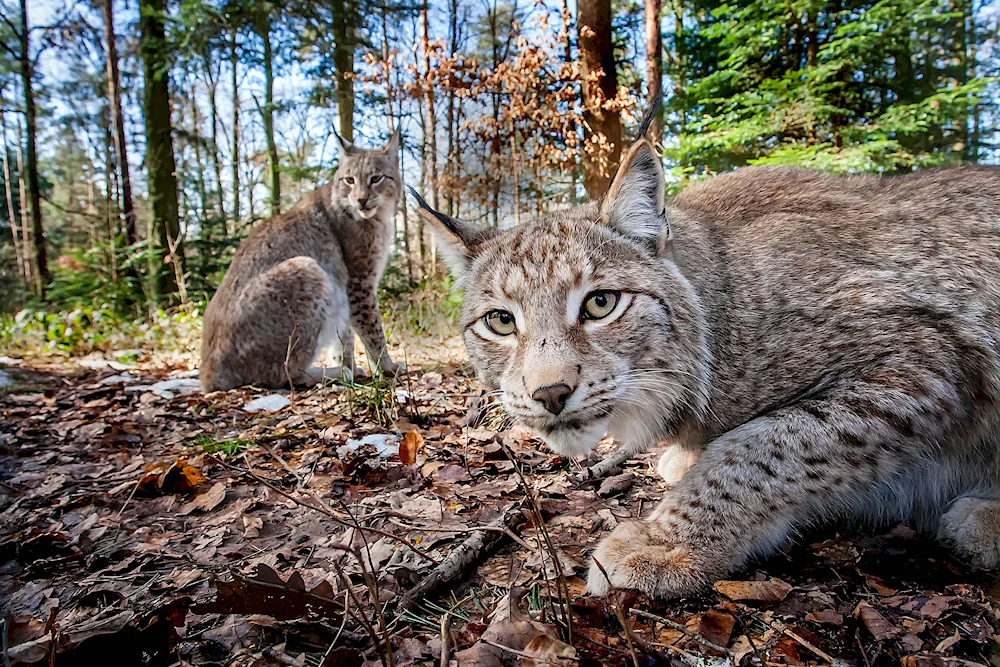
[[333, 128, 358, 156], [382, 129, 400, 156], [600, 139, 671, 255], [407, 186, 493, 279]]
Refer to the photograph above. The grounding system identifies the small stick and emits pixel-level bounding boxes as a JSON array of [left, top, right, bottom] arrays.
[[479, 639, 579, 663], [628, 609, 732, 655], [439, 614, 451, 667], [614, 603, 643, 667]]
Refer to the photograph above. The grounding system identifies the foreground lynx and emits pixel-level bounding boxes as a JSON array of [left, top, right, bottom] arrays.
[[201, 132, 404, 392], [413, 139, 1000, 598]]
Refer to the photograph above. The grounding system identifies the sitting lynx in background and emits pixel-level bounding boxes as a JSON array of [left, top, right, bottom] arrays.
[[412, 133, 1000, 598], [201, 132, 405, 392]]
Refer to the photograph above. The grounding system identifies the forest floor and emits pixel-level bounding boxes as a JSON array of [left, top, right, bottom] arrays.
[[2, 334, 1000, 667]]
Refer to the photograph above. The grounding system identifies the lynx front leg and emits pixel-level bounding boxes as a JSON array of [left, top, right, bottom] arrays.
[[938, 497, 1000, 569], [587, 366, 960, 598], [348, 283, 405, 377]]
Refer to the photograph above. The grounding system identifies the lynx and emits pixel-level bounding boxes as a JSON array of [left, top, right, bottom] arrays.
[[201, 132, 405, 392], [412, 138, 1000, 599]]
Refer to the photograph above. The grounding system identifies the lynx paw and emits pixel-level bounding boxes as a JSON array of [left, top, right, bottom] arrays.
[[379, 360, 407, 377], [938, 497, 1000, 569], [656, 446, 699, 485], [586, 521, 711, 598]]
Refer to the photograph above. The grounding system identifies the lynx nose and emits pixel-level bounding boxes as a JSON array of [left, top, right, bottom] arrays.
[[531, 383, 574, 415]]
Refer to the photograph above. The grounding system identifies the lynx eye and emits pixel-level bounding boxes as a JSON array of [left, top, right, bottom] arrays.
[[582, 291, 619, 320], [483, 310, 516, 336], [343, 176, 355, 186], [370, 174, 385, 184]]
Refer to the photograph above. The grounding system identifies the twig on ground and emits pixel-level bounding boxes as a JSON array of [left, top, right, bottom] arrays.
[[628, 609, 732, 655], [396, 502, 526, 612], [479, 639, 580, 663], [614, 603, 643, 667], [735, 602, 833, 664], [439, 613, 451, 667], [502, 443, 574, 646]]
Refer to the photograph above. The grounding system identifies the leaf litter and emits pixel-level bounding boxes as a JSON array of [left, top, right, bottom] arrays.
[[2, 355, 1000, 666]]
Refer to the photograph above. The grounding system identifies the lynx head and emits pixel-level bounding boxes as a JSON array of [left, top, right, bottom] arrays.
[[334, 130, 401, 220], [412, 140, 712, 458]]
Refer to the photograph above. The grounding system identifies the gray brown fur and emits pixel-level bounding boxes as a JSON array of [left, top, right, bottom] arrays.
[[416, 140, 1000, 598], [201, 133, 404, 392]]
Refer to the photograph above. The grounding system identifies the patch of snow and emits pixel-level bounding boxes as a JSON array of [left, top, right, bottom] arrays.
[[99, 372, 139, 386], [338, 433, 400, 458], [243, 394, 292, 413], [125, 378, 202, 399], [0, 355, 20, 365], [0, 369, 11, 388]]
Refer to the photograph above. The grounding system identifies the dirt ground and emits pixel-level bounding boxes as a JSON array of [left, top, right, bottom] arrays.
[[2, 347, 1000, 667]]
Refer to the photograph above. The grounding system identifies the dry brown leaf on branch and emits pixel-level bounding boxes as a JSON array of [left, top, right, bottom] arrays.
[[399, 430, 425, 466], [854, 601, 899, 641], [804, 609, 843, 624], [178, 481, 227, 515], [713, 578, 792, 603]]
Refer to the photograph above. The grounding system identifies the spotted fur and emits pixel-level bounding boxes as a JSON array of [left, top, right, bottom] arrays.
[[416, 139, 1000, 598], [201, 132, 405, 392]]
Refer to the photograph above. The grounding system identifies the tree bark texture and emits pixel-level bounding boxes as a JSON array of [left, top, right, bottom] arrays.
[[332, 0, 355, 141], [140, 0, 183, 301], [577, 0, 622, 199], [101, 0, 138, 248], [19, 0, 49, 297], [644, 0, 663, 147]]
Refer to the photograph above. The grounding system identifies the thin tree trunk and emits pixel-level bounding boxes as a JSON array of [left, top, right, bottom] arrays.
[[0, 105, 25, 287], [445, 0, 458, 216], [189, 90, 209, 224], [204, 55, 226, 220], [101, 0, 137, 247], [420, 7, 440, 211], [14, 116, 33, 289], [19, 0, 48, 296], [230, 27, 241, 231], [332, 0, 355, 141], [257, 14, 281, 215], [140, 0, 183, 302], [577, 0, 622, 198], [644, 0, 663, 146]]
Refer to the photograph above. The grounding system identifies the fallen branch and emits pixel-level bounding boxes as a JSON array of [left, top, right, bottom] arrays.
[[396, 502, 527, 612]]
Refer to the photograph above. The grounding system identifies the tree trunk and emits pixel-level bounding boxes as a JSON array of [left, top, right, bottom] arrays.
[[140, 0, 183, 302], [577, 0, 622, 199], [420, 7, 440, 211], [19, 0, 48, 297], [14, 116, 33, 289], [644, 0, 663, 146], [0, 105, 26, 287], [204, 55, 225, 221], [257, 13, 281, 215], [101, 0, 137, 247], [332, 0, 355, 141], [230, 27, 241, 231], [445, 0, 458, 216]]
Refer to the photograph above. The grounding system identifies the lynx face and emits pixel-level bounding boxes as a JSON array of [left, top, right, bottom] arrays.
[[412, 141, 712, 458], [334, 132, 401, 220]]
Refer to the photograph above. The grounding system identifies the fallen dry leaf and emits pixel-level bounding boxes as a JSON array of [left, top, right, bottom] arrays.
[[934, 630, 961, 653], [399, 430, 424, 466], [804, 609, 843, 624], [854, 601, 899, 640], [699, 608, 736, 647], [597, 472, 635, 497], [178, 481, 227, 515], [713, 578, 792, 602], [521, 635, 578, 666]]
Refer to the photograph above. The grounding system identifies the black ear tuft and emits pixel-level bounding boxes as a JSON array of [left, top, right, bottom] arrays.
[[636, 91, 664, 141]]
